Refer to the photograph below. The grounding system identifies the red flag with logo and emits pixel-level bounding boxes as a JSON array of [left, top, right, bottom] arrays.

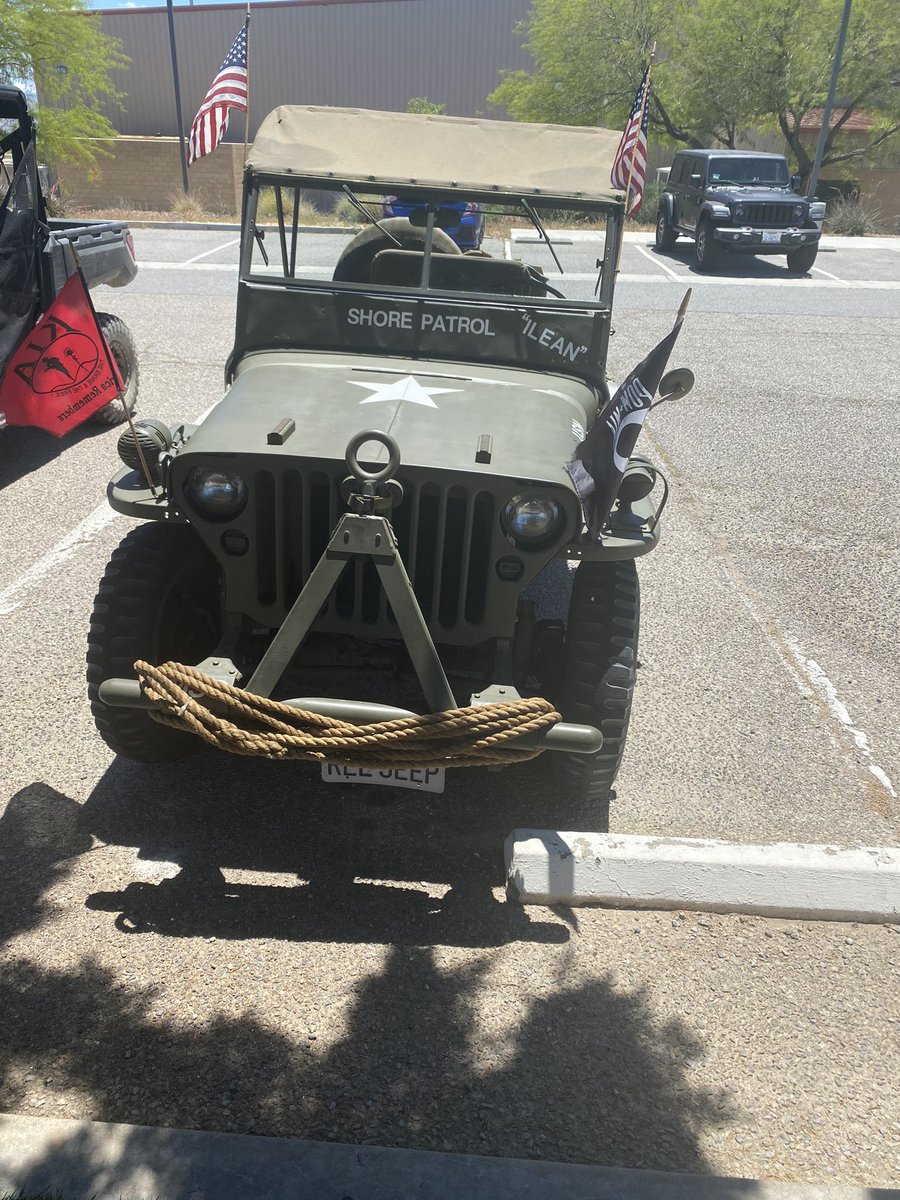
[[0, 272, 123, 436]]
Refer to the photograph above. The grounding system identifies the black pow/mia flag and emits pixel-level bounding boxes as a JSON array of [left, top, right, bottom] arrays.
[[566, 296, 688, 537]]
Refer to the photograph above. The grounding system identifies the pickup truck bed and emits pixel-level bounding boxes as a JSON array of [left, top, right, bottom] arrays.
[[47, 219, 138, 292]]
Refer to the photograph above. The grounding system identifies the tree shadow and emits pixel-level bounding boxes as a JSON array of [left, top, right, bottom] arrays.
[[0, 783, 93, 947], [0, 946, 748, 1195]]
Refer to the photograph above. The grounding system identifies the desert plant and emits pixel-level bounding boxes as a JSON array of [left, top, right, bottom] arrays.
[[824, 194, 885, 236], [255, 186, 324, 225], [626, 179, 664, 225], [167, 189, 210, 221]]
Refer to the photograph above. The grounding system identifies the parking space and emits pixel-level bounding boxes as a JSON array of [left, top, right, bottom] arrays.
[[1, 222, 898, 1186]]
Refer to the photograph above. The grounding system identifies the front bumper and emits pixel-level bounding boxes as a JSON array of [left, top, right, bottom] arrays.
[[713, 225, 821, 253]]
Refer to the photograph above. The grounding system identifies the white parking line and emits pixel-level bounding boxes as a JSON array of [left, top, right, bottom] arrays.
[[184, 237, 241, 264], [633, 244, 683, 281], [0, 397, 222, 621], [0, 504, 121, 617], [811, 265, 847, 284]]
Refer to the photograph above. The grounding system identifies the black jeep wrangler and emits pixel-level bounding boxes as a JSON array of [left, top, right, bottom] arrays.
[[655, 149, 825, 273]]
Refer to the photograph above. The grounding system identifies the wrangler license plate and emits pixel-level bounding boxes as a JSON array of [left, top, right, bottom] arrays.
[[321, 764, 446, 793], [762, 230, 783, 244]]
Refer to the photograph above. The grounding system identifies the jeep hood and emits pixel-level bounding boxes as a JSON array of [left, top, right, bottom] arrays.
[[708, 185, 803, 204], [181, 351, 597, 487]]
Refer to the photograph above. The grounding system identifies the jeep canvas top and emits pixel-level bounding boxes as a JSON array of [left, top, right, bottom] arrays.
[[88, 105, 691, 829]]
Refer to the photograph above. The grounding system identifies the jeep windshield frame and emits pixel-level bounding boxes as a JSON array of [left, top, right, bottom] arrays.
[[228, 106, 626, 392]]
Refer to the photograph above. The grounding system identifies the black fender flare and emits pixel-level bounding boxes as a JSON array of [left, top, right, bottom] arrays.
[[659, 192, 676, 222]]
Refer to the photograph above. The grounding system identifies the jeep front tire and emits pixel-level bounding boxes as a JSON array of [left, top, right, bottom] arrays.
[[694, 219, 721, 271], [553, 559, 640, 832], [786, 243, 818, 273], [87, 523, 222, 762], [655, 207, 677, 252]]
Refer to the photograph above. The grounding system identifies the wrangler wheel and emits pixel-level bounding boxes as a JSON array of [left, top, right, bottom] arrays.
[[655, 208, 677, 251], [694, 220, 721, 271], [88, 313, 139, 427], [87, 523, 222, 762], [553, 559, 640, 831], [786, 243, 818, 273]]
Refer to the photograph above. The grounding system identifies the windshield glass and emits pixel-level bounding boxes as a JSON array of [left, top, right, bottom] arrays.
[[243, 179, 620, 306], [708, 157, 789, 187]]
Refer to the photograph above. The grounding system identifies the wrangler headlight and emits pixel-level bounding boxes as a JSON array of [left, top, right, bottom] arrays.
[[792, 203, 805, 220], [501, 494, 563, 547], [732, 202, 745, 219], [185, 466, 248, 519]]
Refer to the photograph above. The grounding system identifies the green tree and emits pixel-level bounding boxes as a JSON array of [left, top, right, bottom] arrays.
[[406, 97, 447, 115], [0, 0, 127, 171], [489, 0, 900, 178]]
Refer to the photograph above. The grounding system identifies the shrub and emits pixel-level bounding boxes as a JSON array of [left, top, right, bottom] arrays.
[[824, 195, 885, 236]]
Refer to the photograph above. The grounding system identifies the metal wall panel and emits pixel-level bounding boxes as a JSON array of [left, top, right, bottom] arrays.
[[98, 0, 533, 139]]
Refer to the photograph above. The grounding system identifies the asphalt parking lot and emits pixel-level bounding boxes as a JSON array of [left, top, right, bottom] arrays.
[[1, 226, 898, 1188]]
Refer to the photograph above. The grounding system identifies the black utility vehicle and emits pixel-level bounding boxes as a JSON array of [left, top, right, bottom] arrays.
[[655, 149, 825, 272], [0, 85, 139, 430]]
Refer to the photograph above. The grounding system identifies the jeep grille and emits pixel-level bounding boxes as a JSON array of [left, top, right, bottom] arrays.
[[252, 468, 495, 635], [742, 203, 798, 227]]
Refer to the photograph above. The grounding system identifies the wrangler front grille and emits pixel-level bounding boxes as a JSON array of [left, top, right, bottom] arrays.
[[252, 469, 495, 633], [741, 203, 797, 227]]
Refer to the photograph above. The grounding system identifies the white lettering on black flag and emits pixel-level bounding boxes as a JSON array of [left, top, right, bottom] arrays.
[[566, 309, 685, 537]]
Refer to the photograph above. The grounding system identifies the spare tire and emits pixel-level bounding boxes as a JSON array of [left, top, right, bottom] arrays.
[[333, 217, 460, 283]]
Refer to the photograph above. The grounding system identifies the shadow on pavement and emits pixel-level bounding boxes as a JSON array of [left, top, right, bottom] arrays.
[[645, 242, 813, 279], [77, 750, 588, 948], [0, 783, 93, 947], [0, 947, 738, 1185]]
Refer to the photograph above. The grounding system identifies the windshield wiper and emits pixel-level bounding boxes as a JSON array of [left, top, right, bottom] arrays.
[[251, 223, 269, 267], [520, 199, 564, 275], [341, 184, 402, 247]]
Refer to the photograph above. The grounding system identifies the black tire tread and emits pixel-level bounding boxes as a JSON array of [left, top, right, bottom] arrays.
[[86, 523, 219, 762], [89, 312, 139, 427], [553, 560, 640, 829], [333, 217, 460, 283]]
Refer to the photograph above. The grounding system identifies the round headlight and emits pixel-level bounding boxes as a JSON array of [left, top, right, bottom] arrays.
[[792, 203, 805, 220], [185, 466, 248, 519], [501, 494, 563, 547], [732, 203, 745, 219]]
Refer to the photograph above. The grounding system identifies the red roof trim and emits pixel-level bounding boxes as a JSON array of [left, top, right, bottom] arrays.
[[96, 0, 421, 13], [799, 107, 876, 133]]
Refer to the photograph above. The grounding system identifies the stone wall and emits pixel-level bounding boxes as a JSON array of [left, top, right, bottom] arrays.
[[61, 138, 244, 216]]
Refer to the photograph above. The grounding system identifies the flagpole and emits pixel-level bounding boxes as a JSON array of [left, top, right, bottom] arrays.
[[166, 0, 190, 194], [242, 6, 251, 163]]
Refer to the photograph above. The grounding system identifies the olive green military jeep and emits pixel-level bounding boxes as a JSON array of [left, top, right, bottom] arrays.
[[88, 106, 680, 828]]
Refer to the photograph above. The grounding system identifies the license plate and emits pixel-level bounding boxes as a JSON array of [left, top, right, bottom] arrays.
[[321, 763, 445, 793], [762, 230, 783, 244]]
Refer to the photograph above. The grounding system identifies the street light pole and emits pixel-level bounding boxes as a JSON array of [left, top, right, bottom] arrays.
[[166, 0, 190, 193], [807, 0, 853, 200]]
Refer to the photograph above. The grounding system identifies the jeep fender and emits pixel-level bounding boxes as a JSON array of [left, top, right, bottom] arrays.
[[698, 201, 727, 225], [659, 192, 675, 221]]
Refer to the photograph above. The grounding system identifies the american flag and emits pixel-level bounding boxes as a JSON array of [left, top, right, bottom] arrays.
[[188, 21, 249, 166], [610, 65, 651, 215]]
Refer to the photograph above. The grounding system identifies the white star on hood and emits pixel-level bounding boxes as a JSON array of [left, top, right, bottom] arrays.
[[349, 374, 462, 409]]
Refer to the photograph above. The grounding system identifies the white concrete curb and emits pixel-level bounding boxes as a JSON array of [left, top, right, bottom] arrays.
[[1, 1113, 892, 1200], [505, 832, 900, 922]]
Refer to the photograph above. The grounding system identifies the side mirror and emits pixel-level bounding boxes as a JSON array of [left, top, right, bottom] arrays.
[[690, 173, 703, 187], [791, 174, 802, 191], [655, 367, 695, 406]]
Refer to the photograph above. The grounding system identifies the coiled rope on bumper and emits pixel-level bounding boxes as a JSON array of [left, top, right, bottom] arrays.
[[135, 660, 561, 768]]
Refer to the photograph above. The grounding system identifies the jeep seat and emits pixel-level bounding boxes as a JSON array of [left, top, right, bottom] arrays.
[[370, 249, 549, 297]]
